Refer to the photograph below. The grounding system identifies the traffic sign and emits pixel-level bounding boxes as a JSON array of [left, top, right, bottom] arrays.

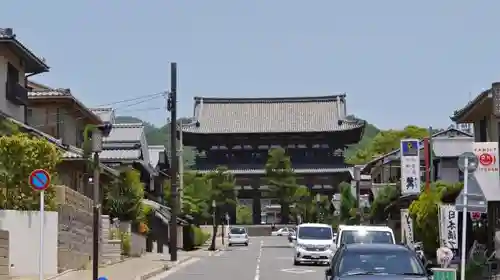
[[29, 169, 51, 191], [457, 152, 479, 172], [470, 212, 482, 221], [98, 277, 107, 280]]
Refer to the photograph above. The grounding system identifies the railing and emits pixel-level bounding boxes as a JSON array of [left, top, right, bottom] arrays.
[[5, 81, 28, 106]]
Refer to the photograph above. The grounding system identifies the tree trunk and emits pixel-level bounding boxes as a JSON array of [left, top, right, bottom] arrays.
[[280, 202, 290, 224], [209, 223, 218, 251]]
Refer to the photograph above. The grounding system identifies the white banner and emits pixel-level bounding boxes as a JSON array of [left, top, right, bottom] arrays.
[[400, 209, 414, 247], [472, 142, 500, 201], [400, 139, 421, 195], [439, 204, 458, 249]]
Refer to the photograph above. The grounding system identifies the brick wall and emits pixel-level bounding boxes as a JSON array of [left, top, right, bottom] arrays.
[[0, 230, 9, 278]]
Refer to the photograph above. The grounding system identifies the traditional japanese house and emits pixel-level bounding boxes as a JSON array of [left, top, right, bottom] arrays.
[[181, 95, 366, 224]]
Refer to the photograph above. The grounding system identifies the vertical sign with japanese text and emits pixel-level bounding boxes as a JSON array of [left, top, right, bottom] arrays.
[[472, 142, 500, 201], [400, 139, 421, 195], [400, 209, 414, 247], [439, 204, 458, 250]]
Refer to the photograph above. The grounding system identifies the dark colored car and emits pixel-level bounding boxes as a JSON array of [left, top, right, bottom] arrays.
[[325, 243, 432, 280]]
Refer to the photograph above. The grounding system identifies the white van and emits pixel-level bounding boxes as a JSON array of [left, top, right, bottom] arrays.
[[336, 225, 396, 249], [292, 223, 335, 266]]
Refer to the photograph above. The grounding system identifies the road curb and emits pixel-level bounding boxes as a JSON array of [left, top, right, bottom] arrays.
[[138, 256, 194, 280]]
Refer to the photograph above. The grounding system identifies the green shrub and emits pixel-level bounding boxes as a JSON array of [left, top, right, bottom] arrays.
[[191, 225, 210, 247], [120, 231, 131, 256]]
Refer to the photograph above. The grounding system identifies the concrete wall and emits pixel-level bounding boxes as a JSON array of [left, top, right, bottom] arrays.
[[0, 210, 58, 277], [0, 230, 9, 278], [130, 232, 146, 257]]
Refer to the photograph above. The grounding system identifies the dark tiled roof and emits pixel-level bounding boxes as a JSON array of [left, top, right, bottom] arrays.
[[451, 89, 490, 122], [182, 95, 364, 134], [0, 28, 49, 73]]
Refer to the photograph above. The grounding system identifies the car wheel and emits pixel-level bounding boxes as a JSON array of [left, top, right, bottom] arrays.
[[228, 243, 232, 247], [293, 259, 300, 266], [245, 243, 249, 246]]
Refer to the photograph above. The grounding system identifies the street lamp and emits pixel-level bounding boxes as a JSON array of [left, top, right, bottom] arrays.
[[316, 193, 321, 223], [84, 122, 113, 280]]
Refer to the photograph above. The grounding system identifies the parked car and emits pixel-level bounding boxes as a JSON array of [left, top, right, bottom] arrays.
[[271, 227, 290, 236], [325, 243, 432, 280]]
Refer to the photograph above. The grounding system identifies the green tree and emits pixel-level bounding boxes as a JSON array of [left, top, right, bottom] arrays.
[[236, 204, 253, 224], [103, 168, 145, 221], [290, 186, 313, 223], [348, 125, 430, 164], [408, 181, 463, 256], [205, 166, 236, 250], [181, 172, 211, 220], [339, 182, 356, 224], [265, 147, 299, 224], [0, 125, 62, 210], [369, 184, 400, 223]]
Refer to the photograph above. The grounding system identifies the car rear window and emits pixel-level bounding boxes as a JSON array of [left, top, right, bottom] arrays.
[[230, 228, 246, 234], [340, 230, 393, 244]]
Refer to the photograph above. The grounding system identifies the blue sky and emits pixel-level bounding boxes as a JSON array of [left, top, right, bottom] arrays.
[[2, 1, 499, 129]]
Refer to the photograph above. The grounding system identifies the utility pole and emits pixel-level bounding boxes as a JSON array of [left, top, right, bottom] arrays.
[[168, 62, 179, 261], [353, 165, 362, 223]]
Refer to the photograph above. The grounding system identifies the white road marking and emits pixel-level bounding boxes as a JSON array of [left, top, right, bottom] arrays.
[[254, 240, 263, 280], [147, 257, 200, 280], [280, 268, 316, 274]]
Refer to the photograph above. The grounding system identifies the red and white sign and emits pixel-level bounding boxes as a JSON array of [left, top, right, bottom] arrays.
[[472, 142, 500, 201], [473, 144, 499, 172], [470, 211, 481, 221]]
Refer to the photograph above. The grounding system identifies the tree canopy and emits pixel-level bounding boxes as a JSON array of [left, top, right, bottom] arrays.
[[0, 124, 62, 211], [347, 125, 430, 164]]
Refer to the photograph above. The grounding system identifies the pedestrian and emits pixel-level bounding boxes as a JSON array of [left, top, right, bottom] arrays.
[[271, 223, 276, 231]]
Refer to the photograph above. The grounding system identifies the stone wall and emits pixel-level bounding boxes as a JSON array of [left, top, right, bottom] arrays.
[[0, 230, 9, 278], [55, 185, 93, 271], [100, 215, 121, 265]]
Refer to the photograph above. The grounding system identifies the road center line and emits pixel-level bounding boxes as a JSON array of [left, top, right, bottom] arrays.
[[254, 240, 263, 280]]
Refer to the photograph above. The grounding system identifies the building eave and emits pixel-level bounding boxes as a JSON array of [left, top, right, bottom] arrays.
[[0, 38, 50, 74]]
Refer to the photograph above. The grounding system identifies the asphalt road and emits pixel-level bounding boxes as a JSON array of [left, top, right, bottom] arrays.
[[161, 236, 327, 280]]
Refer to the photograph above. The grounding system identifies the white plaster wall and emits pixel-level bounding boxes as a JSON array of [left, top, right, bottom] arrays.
[[0, 210, 58, 277]]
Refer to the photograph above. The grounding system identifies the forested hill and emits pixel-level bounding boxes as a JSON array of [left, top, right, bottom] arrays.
[[115, 115, 384, 165]]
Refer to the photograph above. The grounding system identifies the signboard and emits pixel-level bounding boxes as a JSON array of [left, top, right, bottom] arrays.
[[29, 169, 51, 191], [473, 142, 500, 202], [439, 205, 458, 250], [400, 209, 414, 247], [400, 139, 421, 195], [432, 268, 457, 280], [455, 148, 489, 213], [470, 211, 481, 221]]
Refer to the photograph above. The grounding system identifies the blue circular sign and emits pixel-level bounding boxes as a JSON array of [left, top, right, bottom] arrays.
[[98, 277, 107, 280], [29, 169, 51, 191]]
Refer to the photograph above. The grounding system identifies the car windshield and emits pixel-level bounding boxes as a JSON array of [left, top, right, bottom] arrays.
[[338, 250, 425, 276], [340, 230, 393, 244], [230, 228, 246, 234], [298, 226, 332, 240]]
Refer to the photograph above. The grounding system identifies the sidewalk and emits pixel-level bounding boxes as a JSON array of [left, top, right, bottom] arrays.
[[13, 252, 191, 280], [12, 239, 226, 280]]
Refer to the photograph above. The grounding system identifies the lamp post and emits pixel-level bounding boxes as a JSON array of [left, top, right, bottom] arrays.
[[316, 193, 321, 223], [84, 122, 113, 280]]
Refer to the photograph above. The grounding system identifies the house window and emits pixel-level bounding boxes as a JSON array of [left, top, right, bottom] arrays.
[[7, 63, 19, 84]]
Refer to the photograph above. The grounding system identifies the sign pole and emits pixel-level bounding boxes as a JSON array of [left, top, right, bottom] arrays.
[[39, 190, 44, 280], [460, 157, 469, 280]]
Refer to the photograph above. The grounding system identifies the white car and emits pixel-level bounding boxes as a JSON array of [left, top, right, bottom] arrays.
[[335, 225, 396, 249], [271, 227, 289, 236], [293, 223, 335, 266], [228, 227, 249, 246]]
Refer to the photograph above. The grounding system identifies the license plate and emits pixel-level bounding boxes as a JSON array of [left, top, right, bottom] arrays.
[[311, 254, 320, 258]]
